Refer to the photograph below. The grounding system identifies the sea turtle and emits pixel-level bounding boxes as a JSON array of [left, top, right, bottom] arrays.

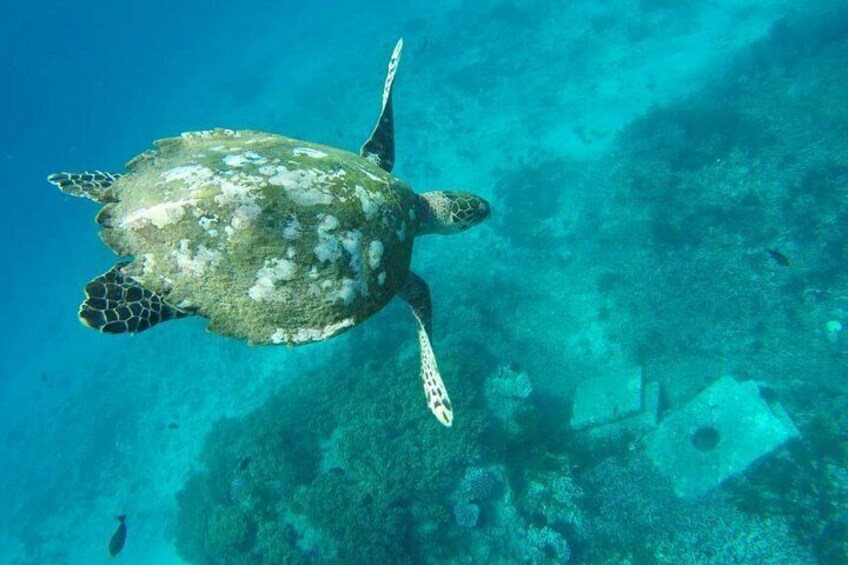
[[47, 40, 490, 427]]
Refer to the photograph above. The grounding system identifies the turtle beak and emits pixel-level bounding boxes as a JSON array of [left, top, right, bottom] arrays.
[[475, 198, 491, 222]]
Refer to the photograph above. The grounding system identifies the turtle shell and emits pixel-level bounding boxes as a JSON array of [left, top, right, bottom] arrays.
[[97, 128, 420, 345]]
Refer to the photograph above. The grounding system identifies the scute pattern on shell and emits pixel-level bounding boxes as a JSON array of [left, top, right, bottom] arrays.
[[99, 129, 420, 345]]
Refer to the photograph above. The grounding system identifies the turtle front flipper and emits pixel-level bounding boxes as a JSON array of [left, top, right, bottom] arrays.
[[360, 39, 403, 172], [399, 272, 453, 427], [47, 171, 121, 203], [79, 261, 189, 334]]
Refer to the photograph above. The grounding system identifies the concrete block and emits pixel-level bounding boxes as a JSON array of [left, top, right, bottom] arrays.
[[645, 376, 799, 498], [571, 366, 643, 430]]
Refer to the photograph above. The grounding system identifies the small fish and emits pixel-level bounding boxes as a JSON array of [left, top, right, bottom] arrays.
[[230, 474, 246, 496], [229, 456, 252, 501], [766, 248, 790, 267], [109, 514, 127, 557], [167, 422, 180, 430]]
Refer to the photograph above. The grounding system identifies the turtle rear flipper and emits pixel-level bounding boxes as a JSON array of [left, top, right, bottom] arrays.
[[80, 261, 189, 334], [47, 171, 121, 203]]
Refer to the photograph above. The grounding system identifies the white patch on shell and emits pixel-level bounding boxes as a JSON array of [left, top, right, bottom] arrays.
[[270, 328, 287, 344], [318, 214, 339, 232], [325, 278, 357, 306], [270, 318, 356, 345], [173, 240, 221, 277], [397, 220, 407, 242], [341, 229, 362, 256], [408, 208, 416, 221], [223, 151, 267, 167], [214, 177, 260, 206], [160, 165, 214, 186], [267, 165, 334, 206], [140, 254, 157, 276], [314, 214, 342, 263], [359, 168, 383, 183], [214, 176, 264, 232], [353, 184, 384, 218], [198, 215, 219, 237], [120, 199, 195, 229], [231, 203, 261, 230], [314, 236, 341, 263], [378, 271, 387, 286], [248, 257, 297, 302], [282, 216, 302, 240], [338, 230, 370, 301], [293, 147, 328, 159], [293, 318, 355, 344], [368, 240, 384, 269], [246, 135, 276, 145], [181, 129, 239, 140]]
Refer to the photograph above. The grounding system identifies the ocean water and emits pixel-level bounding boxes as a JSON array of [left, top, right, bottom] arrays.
[[2, 0, 848, 563]]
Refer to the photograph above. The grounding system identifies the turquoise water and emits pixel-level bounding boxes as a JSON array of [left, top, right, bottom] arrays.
[[2, 1, 848, 563]]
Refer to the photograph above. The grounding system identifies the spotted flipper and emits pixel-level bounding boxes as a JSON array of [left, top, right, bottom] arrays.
[[400, 272, 453, 427], [47, 171, 121, 203], [360, 39, 403, 173], [79, 261, 189, 334]]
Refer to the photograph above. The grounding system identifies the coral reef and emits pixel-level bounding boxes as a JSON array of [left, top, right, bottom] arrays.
[[484, 364, 535, 436], [459, 466, 500, 502], [452, 500, 480, 529], [439, 461, 576, 565], [582, 454, 815, 563], [175, 333, 491, 564], [526, 525, 571, 565], [522, 469, 585, 535]]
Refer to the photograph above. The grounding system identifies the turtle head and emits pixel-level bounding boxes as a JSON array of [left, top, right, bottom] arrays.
[[417, 191, 490, 236]]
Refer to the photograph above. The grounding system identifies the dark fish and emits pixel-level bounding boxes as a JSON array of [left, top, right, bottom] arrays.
[[237, 456, 251, 472], [167, 422, 180, 430], [109, 514, 127, 557], [766, 248, 790, 267]]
